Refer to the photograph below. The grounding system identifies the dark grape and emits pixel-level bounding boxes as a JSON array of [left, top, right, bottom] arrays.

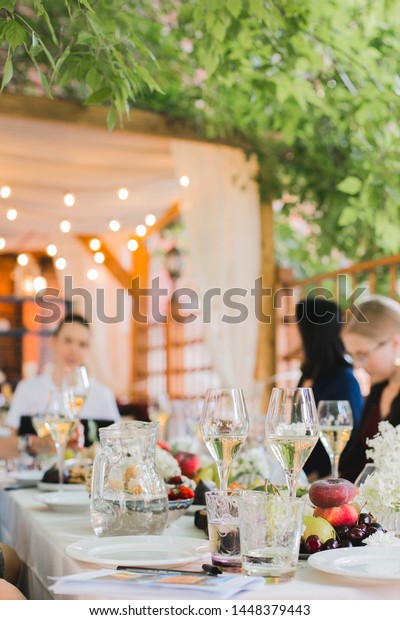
[[323, 538, 339, 550], [305, 535, 323, 554], [299, 541, 308, 554], [358, 513, 373, 526], [365, 524, 385, 537], [335, 525, 350, 540], [339, 539, 353, 548]]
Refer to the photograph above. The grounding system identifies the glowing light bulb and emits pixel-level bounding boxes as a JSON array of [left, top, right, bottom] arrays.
[[87, 268, 98, 280], [127, 239, 138, 252], [6, 208, 17, 221], [0, 238, 5, 250], [109, 220, 120, 232], [136, 224, 146, 237], [179, 175, 190, 187], [145, 214, 156, 226], [60, 220, 71, 233], [0, 186, 11, 199], [55, 258, 66, 270], [118, 188, 129, 200], [17, 253, 29, 266], [89, 238, 101, 251], [64, 193, 75, 207], [94, 251, 105, 264], [46, 244, 57, 257], [33, 276, 47, 293]]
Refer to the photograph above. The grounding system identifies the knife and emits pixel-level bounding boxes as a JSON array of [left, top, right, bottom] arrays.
[[116, 563, 222, 577]]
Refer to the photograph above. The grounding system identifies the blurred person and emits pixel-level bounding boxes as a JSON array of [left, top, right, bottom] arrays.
[[6, 313, 120, 441], [0, 544, 26, 600], [340, 295, 400, 482], [295, 297, 364, 480]]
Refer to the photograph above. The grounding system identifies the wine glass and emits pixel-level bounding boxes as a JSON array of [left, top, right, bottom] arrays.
[[64, 365, 90, 415], [317, 400, 353, 478], [33, 389, 79, 492], [200, 388, 249, 490], [265, 387, 319, 499]]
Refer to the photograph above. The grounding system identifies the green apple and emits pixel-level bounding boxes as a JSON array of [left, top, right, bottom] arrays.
[[302, 515, 336, 544]]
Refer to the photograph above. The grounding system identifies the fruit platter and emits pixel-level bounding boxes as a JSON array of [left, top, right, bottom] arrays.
[[300, 478, 385, 557], [166, 475, 195, 526]]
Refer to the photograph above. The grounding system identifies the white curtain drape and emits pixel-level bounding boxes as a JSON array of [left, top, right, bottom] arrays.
[[171, 140, 262, 401], [53, 237, 132, 397]]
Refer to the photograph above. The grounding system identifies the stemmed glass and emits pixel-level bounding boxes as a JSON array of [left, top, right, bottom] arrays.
[[64, 365, 90, 415], [33, 389, 79, 492], [265, 387, 319, 499], [200, 388, 249, 490], [317, 400, 353, 478]]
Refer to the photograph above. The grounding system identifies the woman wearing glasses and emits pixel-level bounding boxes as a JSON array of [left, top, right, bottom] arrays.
[[340, 295, 400, 482]]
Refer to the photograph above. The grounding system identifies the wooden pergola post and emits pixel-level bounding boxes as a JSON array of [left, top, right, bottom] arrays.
[[255, 201, 276, 411]]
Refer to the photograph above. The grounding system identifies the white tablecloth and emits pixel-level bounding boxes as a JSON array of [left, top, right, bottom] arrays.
[[0, 486, 399, 601]]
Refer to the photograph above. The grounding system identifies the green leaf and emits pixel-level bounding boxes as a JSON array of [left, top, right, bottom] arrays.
[[85, 87, 112, 105], [0, 0, 15, 11], [227, 0, 242, 18], [338, 206, 358, 226], [1, 53, 12, 90], [78, 0, 94, 10], [107, 105, 116, 131], [2, 19, 27, 50], [337, 176, 363, 195]]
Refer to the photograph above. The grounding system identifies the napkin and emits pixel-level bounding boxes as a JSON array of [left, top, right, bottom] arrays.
[[49, 568, 265, 600]]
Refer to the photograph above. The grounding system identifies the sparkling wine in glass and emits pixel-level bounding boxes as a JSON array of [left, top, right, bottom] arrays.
[[35, 389, 79, 492], [265, 387, 319, 499], [317, 400, 353, 478], [64, 365, 90, 414], [200, 388, 249, 490]]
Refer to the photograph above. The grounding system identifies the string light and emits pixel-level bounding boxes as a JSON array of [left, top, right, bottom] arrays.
[[109, 220, 120, 232], [145, 214, 156, 226], [89, 238, 101, 251], [118, 188, 129, 200], [55, 258, 66, 270], [94, 251, 105, 264], [0, 238, 5, 250], [179, 175, 190, 187], [60, 220, 71, 233], [0, 185, 11, 199], [64, 193, 75, 207], [33, 276, 47, 292], [7, 208, 17, 221], [17, 253, 29, 266], [127, 239, 138, 252], [87, 268, 98, 280], [136, 224, 146, 237], [46, 244, 57, 257]]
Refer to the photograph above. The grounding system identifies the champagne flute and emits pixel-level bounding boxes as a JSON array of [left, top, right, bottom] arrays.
[[200, 388, 249, 490], [34, 389, 79, 492], [64, 365, 90, 414], [265, 387, 319, 499], [317, 400, 353, 478]]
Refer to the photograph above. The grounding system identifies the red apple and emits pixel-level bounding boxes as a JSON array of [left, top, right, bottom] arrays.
[[309, 478, 356, 508], [173, 451, 201, 478], [314, 503, 359, 527]]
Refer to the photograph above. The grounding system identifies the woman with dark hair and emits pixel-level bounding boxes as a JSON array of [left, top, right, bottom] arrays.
[[295, 297, 364, 480], [6, 312, 120, 439]]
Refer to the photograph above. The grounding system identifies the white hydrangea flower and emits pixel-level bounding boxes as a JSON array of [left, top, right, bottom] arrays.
[[363, 530, 400, 547], [169, 435, 199, 455], [230, 446, 271, 487], [155, 446, 181, 481]]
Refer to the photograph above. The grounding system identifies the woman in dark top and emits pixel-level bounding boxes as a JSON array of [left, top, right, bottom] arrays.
[[340, 295, 400, 482], [295, 297, 364, 480]]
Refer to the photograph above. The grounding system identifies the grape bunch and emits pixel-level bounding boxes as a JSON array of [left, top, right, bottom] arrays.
[[300, 513, 385, 554]]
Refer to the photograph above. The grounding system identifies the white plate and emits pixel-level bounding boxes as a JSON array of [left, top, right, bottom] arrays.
[[35, 491, 89, 513], [308, 547, 400, 582], [11, 470, 43, 487], [37, 482, 86, 492], [65, 535, 210, 568]]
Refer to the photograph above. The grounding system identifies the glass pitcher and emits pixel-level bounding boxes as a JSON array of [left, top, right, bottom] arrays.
[[90, 420, 168, 537]]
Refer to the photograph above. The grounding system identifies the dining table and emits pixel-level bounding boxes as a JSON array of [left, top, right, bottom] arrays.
[[0, 479, 399, 601]]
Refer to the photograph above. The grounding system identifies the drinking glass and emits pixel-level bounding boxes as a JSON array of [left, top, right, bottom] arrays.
[[205, 489, 242, 572], [265, 387, 319, 499], [33, 389, 79, 492], [317, 400, 353, 478], [64, 365, 90, 415], [200, 388, 249, 490]]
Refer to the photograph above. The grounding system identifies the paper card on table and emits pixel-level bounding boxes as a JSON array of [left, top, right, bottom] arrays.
[[49, 569, 264, 599]]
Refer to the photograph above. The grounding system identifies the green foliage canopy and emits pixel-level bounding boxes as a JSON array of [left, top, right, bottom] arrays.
[[1, 0, 400, 276]]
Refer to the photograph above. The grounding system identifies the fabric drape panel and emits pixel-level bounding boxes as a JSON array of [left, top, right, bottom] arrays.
[[171, 140, 262, 401]]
